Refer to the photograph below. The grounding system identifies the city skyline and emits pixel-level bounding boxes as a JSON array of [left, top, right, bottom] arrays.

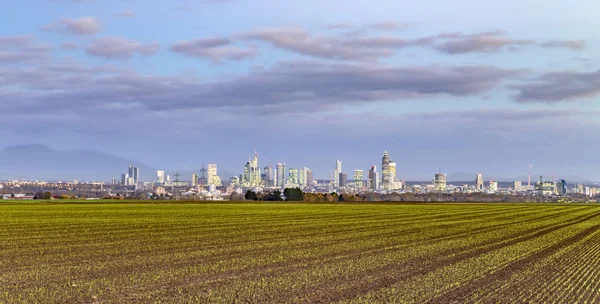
[[1, 1, 599, 181]]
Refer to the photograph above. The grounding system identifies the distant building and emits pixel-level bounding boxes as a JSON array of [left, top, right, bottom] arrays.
[[156, 170, 165, 184], [433, 173, 447, 191], [154, 186, 166, 196], [192, 173, 199, 186], [276, 163, 286, 188], [382, 151, 391, 190], [288, 168, 299, 184], [368, 166, 379, 191], [490, 181, 499, 192], [339, 172, 348, 188], [121, 173, 129, 185], [535, 176, 557, 195], [263, 166, 273, 186], [299, 167, 308, 187], [242, 152, 261, 188], [207, 164, 221, 186], [476, 173, 484, 190], [133, 167, 140, 184], [557, 179, 567, 195], [306, 169, 314, 187], [513, 181, 522, 191], [333, 160, 342, 188], [354, 170, 364, 189]]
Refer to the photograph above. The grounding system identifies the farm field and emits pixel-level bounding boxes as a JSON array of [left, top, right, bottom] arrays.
[[1, 202, 600, 303]]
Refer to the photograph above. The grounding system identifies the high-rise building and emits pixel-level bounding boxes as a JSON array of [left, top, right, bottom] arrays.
[[354, 170, 364, 189], [156, 170, 165, 184], [207, 164, 221, 186], [199, 167, 208, 185], [288, 168, 299, 185], [339, 173, 348, 188], [368, 166, 378, 191], [121, 173, 129, 185], [389, 162, 397, 185], [382, 151, 392, 190], [433, 173, 447, 191], [276, 163, 286, 188], [166, 175, 171, 186], [242, 152, 262, 188], [263, 166, 273, 186], [490, 181, 498, 192], [306, 169, 313, 187], [475, 173, 483, 190], [333, 160, 342, 188], [128, 166, 134, 181], [513, 181, 522, 191], [299, 167, 308, 187], [133, 167, 140, 184], [557, 179, 567, 195], [192, 173, 199, 186]]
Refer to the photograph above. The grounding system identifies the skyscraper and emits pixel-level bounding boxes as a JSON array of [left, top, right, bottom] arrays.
[[121, 173, 129, 185], [513, 180, 522, 191], [207, 164, 221, 186], [368, 166, 378, 191], [128, 165, 134, 181], [339, 173, 348, 188], [133, 167, 140, 184], [288, 168, 299, 185], [299, 167, 308, 187], [389, 162, 397, 185], [382, 151, 393, 190], [475, 173, 483, 190], [434, 173, 447, 191], [263, 166, 273, 186], [156, 170, 165, 184], [333, 160, 342, 187], [306, 169, 313, 187], [242, 152, 262, 187], [192, 173, 199, 186], [557, 180, 567, 195], [276, 163, 286, 188], [354, 170, 364, 189]]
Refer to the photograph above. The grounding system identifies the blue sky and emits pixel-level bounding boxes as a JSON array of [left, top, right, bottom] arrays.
[[1, 0, 599, 181]]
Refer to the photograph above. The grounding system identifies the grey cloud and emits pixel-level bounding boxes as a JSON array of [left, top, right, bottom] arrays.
[[42, 17, 101, 35], [540, 40, 585, 50], [511, 70, 600, 103], [0, 60, 524, 115], [433, 30, 536, 54], [0, 35, 51, 64], [170, 38, 257, 62], [86, 37, 159, 59]]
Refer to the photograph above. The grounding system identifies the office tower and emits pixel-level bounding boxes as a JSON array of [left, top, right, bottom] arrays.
[[306, 169, 313, 187], [121, 173, 129, 185], [332, 160, 342, 187], [339, 172, 348, 188], [128, 166, 134, 181], [264, 166, 273, 186], [207, 164, 221, 186], [389, 162, 397, 185], [127, 177, 134, 186], [156, 170, 165, 184], [368, 166, 378, 190], [288, 168, 299, 185], [490, 181, 498, 192], [166, 175, 171, 186], [242, 152, 261, 187], [513, 181, 522, 191], [299, 167, 308, 187], [434, 173, 447, 191], [192, 173, 199, 186], [557, 180, 567, 195], [276, 163, 286, 188], [382, 151, 391, 190], [476, 173, 483, 190], [133, 167, 140, 184], [354, 170, 364, 189]]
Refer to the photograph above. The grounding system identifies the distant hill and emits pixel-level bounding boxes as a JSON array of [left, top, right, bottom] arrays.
[[0, 144, 156, 181]]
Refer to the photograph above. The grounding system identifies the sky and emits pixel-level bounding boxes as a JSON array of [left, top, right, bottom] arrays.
[[1, 0, 599, 181]]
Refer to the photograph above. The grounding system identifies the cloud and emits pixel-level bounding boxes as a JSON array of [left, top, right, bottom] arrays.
[[540, 40, 585, 50], [0, 59, 524, 115], [116, 10, 136, 18], [42, 17, 101, 35], [0, 35, 51, 64], [86, 37, 159, 59], [432, 30, 536, 54], [511, 70, 600, 103], [170, 38, 257, 62]]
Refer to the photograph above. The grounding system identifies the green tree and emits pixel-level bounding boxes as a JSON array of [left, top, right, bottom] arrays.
[[245, 190, 258, 201], [284, 188, 304, 201]]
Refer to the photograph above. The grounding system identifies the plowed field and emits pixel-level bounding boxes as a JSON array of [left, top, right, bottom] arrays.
[[1, 202, 599, 303]]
